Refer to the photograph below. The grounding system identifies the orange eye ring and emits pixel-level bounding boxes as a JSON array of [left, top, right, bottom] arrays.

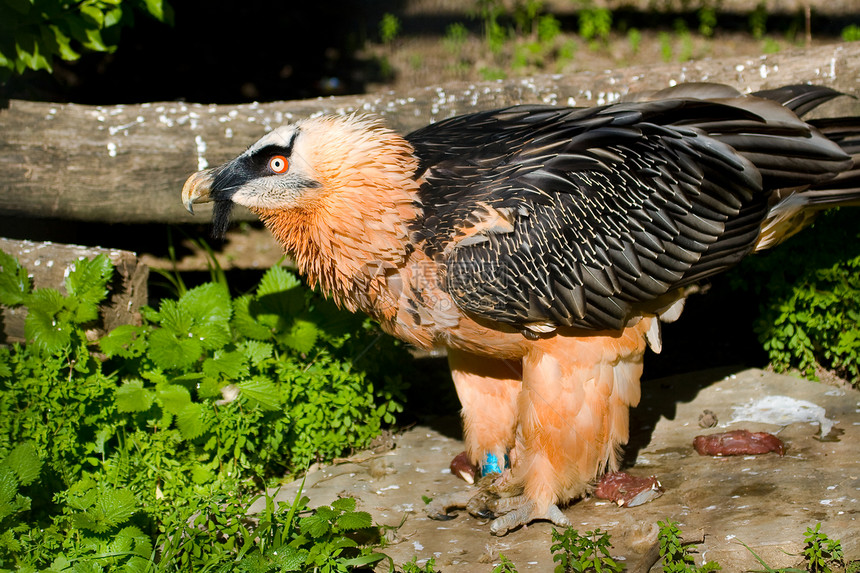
[[269, 155, 289, 174]]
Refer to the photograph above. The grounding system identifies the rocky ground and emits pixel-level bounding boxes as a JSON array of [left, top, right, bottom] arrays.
[[251, 368, 860, 571]]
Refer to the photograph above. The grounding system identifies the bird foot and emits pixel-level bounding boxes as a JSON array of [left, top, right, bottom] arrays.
[[487, 495, 571, 536], [425, 474, 501, 521]]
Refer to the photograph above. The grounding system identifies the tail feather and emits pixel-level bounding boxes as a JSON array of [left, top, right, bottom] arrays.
[[758, 175, 860, 252], [752, 84, 846, 117], [808, 117, 860, 194], [738, 87, 860, 250]]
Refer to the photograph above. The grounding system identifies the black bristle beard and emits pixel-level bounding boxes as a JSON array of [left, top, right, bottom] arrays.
[[211, 200, 235, 239]]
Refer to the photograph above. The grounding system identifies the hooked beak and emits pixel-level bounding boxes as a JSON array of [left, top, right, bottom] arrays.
[[181, 169, 216, 214]]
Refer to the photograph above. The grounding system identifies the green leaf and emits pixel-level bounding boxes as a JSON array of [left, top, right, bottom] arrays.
[[100, 324, 147, 359], [124, 556, 154, 573], [256, 266, 306, 317], [190, 321, 231, 352], [15, 34, 53, 72], [23, 287, 75, 351], [148, 328, 202, 370], [157, 383, 191, 415], [157, 285, 233, 351], [202, 350, 247, 380], [240, 339, 273, 367], [0, 466, 18, 513], [0, 348, 11, 378], [181, 282, 231, 326], [335, 510, 372, 531], [233, 295, 274, 340], [176, 402, 210, 440], [78, 4, 106, 28], [74, 487, 138, 533], [25, 286, 65, 314], [196, 376, 224, 399], [153, 298, 192, 334], [103, 7, 124, 28], [142, 0, 172, 22], [340, 552, 387, 569], [65, 254, 113, 313], [4, 442, 42, 487], [238, 378, 281, 410], [190, 465, 214, 485], [270, 546, 308, 571], [281, 319, 319, 354], [82, 26, 109, 52], [330, 497, 356, 513], [113, 525, 153, 558], [0, 250, 31, 306], [97, 488, 138, 529], [257, 266, 302, 298], [66, 477, 98, 511], [299, 513, 331, 539], [116, 379, 154, 413]]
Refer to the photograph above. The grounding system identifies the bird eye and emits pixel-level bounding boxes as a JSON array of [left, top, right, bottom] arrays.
[[269, 155, 289, 174]]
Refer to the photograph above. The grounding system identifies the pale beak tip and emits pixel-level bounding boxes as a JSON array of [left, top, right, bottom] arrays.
[[181, 170, 214, 216]]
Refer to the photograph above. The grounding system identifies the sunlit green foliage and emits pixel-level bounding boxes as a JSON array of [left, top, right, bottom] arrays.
[[0, 251, 409, 570], [730, 209, 860, 384], [551, 527, 622, 573], [658, 519, 721, 573], [0, 0, 173, 79]]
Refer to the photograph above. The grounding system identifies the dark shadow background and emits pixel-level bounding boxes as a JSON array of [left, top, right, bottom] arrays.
[[2, 1, 856, 105], [1, 0, 394, 104]]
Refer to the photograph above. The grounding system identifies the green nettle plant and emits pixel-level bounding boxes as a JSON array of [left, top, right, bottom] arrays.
[[551, 527, 622, 573], [729, 208, 860, 384], [657, 519, 721, 573], [0, 250, 409, 571], [803, 523, 844, 573], [0, 0, 173, 78]]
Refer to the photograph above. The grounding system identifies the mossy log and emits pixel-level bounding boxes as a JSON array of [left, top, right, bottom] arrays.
[[0, 238, 148, 344]]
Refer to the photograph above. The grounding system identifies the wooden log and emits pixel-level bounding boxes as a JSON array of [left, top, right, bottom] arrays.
[[0, 238, 148, 344], [2, 43, 860, 225]]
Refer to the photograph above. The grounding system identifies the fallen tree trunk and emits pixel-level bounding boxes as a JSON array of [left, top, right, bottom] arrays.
[[2, 43, 860, 225]]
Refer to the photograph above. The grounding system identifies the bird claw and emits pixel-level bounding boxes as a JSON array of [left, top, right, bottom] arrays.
[[426, 474, 502, 521], [488, 496, 571, 536], [425, 489, 472, 521]]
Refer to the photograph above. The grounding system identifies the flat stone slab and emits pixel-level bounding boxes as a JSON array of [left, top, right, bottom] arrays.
[[251, 368, 859, 571]]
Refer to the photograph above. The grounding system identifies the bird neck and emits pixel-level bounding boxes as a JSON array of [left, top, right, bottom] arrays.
[[255, 119, 423, 316]]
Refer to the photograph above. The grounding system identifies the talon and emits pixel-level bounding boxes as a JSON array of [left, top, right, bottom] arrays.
[[473, 508, 496, 520], [488, 496, 571, 536], [428, 512, 458, 521], [425, 489, 473, 521]]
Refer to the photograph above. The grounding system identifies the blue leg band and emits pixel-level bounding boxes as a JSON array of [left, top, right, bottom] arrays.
[[481, 452, 510, 476]]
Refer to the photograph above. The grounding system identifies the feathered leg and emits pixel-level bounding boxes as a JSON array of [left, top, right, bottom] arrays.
[[426, 348, 523, 521], [488, 319, 650, 535], [447, 347, 522, 471]]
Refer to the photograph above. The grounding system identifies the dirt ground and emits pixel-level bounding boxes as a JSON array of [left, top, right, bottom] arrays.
[[359, 0, 856, 96], [252, 368, 860, 571]]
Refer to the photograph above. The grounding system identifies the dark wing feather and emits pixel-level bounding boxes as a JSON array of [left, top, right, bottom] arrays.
[[407, 88, 851, 331], [752, 84, 845, 117]]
